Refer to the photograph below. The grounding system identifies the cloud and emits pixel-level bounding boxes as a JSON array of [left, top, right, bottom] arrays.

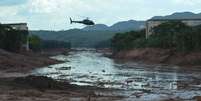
[[172, 0, 201, 6], [0, 0, 27, 6], [0, 0, 201, 30]]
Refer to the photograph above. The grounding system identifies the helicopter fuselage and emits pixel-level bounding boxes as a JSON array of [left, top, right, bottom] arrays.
[[70, 18, 95, 25]]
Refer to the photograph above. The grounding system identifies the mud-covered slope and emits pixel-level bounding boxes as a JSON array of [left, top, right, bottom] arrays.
[[0, 49, 60, 72], [114, 48, 201, 67]]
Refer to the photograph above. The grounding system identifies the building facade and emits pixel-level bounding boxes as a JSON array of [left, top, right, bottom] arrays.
[[3, 23, 28, 31], [146, 19, 201, 38], [3, 23, 29, 51]]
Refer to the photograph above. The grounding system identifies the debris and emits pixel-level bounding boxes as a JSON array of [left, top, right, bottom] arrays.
[[56, 66, 71, 70]]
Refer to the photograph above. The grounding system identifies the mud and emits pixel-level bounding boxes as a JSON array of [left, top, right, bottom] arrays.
[[0, 75, 125, 101], [33, 50, 201, 101], [1, 48, 201, 101], [114, 48, 201, 67], [0, 49, 61, 73]]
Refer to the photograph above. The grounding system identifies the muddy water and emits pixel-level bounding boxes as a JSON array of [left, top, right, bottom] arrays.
[[33, 50, 201, 100]]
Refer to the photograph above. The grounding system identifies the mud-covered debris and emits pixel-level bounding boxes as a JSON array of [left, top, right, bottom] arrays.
[[14, 75, 74, 90], [193, 96, 201, 101], [56, 66, 71, 70]]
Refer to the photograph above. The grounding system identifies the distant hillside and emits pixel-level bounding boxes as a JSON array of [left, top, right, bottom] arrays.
[[30, 29, 116, 48], [109, 20, 145, 31], [30, 12, 201, 48], [151, 12, 201, 20], [83, 20, 145, 32], [83, 24, 109, 31], [31, 20, 145, 48]]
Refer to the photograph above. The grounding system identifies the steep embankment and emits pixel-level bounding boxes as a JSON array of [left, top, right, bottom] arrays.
[[0, 49, 60, 72], [114, 48, 201, 67]]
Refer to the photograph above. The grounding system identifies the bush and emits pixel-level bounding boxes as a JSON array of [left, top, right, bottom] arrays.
[[111, 30, 145, 51], [111, 21, 201, 52], [41, 40, 71, 49], [29, 35, 42, 51]]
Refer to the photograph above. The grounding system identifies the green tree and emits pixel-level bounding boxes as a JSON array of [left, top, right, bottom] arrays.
[[29, 35, 41, 51], [111, 30, 145, 52], [111, 21, 201, 52]]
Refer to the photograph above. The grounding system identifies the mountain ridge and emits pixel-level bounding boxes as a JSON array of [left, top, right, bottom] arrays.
[[151, 12, 201, 20], [31, 11, 201, 48], [82, 20, 145, 31]]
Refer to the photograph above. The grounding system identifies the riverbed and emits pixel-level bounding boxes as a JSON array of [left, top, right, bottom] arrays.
[[32, 49, 201, 101]]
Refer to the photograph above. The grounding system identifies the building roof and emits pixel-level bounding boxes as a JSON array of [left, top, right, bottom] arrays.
[[3, 23, 27, 26], [147, 18, 201, 21]]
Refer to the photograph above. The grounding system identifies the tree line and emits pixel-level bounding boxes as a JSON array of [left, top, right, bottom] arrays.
[[29, 35, 71, 51], [0, 24, 71, 52], [111, 21, 201, 52]]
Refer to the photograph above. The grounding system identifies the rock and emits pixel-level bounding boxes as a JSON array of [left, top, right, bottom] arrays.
[[102, 70, 106, 72], [56, 66, 71, 70], [132, 92, 144, 98], [125, 79, 133, 85]]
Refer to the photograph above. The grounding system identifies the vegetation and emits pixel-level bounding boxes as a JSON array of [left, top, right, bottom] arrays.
[[29, 35, 41, 51], [0, 24, 28, 52], [30, 30, 116, 48], [41, 40, 71, 49], [111, 30, 145, 51], [112, 21, 201, 52], [95, 40, 111, 48], [29, 34, 71, 51], [0, 24, 71, 52]]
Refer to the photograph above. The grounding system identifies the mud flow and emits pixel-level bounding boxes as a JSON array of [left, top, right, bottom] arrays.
[[33, 50, 201, 100]]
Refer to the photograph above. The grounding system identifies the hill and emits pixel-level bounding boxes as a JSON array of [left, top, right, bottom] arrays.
[[30, 29, 116, 48], [151, 12, 201, 20], [31, 20, 145, 48], [31, 11, 201, 48], [83, 20, 145, 31]]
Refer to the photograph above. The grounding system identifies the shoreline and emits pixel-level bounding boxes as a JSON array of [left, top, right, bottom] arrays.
[[112, 48, 201, 68], [1, 48, 201, 101], [0, 49, 62, 73], [0, 49, 125, 101]]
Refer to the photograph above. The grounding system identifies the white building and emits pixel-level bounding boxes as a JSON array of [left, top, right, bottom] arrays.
[[3, 23, 28, 31], [146, 19, 201, 38], [3, 23, 29, 51]]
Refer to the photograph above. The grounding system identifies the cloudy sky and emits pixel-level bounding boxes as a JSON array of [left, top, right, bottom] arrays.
[[0, 0, 201, 30]]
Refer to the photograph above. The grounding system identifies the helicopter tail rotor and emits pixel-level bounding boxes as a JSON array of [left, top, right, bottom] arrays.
[[70, 17, 73, 24]]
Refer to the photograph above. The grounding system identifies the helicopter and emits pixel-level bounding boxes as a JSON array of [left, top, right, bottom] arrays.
[[70, 17, 95, 25]]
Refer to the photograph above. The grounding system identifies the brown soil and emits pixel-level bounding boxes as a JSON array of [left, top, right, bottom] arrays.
[[0, 48, 200, 101], [0, 49, 61, 73], [114, 48, 201, 67], [0, 49, 124, 101], [0, 75, 124, 101]]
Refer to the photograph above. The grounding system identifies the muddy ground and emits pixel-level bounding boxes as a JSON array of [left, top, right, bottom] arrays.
[[0, 49, 61, 73], [0, 48, 201, 101], [0, 49, 124, 101], [114, 48, 201, 68], [0, 75, 126, 101]]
